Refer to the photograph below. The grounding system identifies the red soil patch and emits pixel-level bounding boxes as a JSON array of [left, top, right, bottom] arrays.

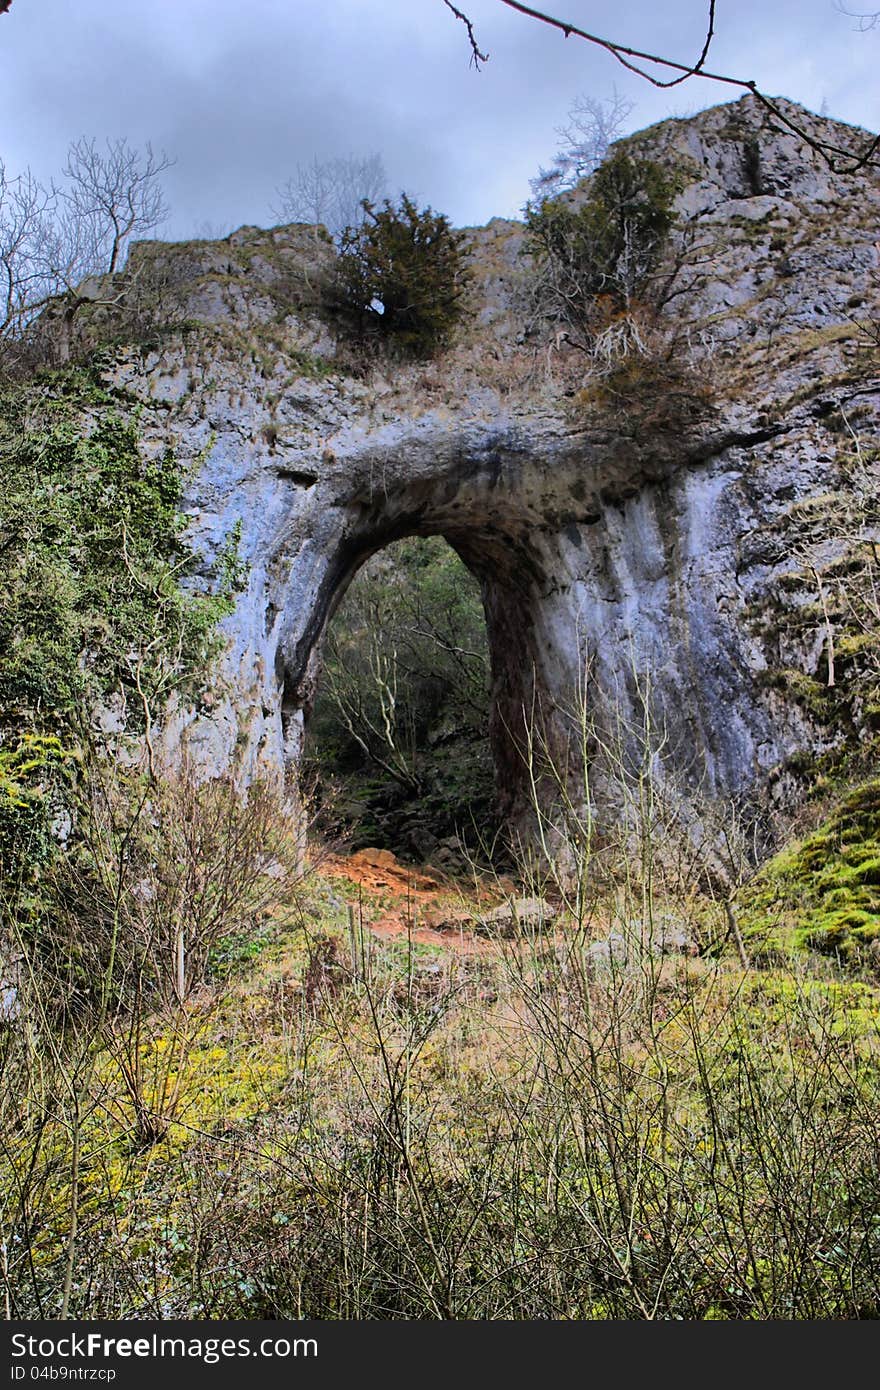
[[314, 846, 514, 955]]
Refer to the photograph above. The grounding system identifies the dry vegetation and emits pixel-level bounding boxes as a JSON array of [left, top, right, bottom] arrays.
[[3, 742, 880, 1321]]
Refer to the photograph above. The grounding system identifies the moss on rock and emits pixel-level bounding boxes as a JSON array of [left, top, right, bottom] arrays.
[[740, 779, 880, 961]]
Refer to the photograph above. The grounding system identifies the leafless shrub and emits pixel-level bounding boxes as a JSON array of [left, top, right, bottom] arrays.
[[273, 153, 386, 244]]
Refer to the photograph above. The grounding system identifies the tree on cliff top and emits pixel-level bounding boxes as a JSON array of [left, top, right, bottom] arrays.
[[524, 148, 680, 347], [529, 89, 635, 203], [273, 153, 387, 243], [1, 136, 171, 363], [333, 193, 471, 359]]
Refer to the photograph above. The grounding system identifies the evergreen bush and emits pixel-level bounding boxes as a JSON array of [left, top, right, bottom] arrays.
[[523, 149, 681, 345], [333, 194, 470, 359]]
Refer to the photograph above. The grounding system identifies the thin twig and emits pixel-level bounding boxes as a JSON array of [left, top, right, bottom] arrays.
[[443, 0, 490, 67]]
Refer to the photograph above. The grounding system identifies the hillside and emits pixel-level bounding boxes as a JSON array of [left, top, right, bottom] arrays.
[[1, 93, 879, 1320]]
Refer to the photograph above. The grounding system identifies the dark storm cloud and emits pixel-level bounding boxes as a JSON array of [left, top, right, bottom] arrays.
[[2, 1, 878, 237]]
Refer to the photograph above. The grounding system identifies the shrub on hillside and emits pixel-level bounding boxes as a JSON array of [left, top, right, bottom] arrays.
[[523, 149, 682, 348], [332, 195, 471, 360]]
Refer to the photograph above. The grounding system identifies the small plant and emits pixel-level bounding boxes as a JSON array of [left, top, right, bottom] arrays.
[[332, 194, 471, 359], [742, 135, 765, 196], [0, 735, 74, 884]]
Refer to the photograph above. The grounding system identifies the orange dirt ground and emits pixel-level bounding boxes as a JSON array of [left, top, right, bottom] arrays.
[[313, 846, 518, 955]]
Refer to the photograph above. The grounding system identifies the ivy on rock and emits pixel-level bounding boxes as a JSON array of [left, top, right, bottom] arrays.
[[0, 368, 243, 880]]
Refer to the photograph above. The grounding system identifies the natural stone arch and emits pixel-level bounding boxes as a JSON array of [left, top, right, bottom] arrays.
[[147, 369, 846, 865], [272, 441, 570, 841], [228, 411, 790, 854], [137, 95, 879, 854]]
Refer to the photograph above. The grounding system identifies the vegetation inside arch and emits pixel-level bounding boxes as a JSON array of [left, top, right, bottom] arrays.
[[306, 536, 497, 867]]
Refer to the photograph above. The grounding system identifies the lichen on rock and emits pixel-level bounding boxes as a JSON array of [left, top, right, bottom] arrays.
[[21, 95, 879, 876]]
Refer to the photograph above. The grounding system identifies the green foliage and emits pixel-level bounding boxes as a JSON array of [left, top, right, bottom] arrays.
[[308, 536, 494, 856], [740, 780, 880, 961], [333, 195, 471, 359], [0, 734, 75, 882], [0, 369, 244, 887], [0, 372, 241, 739], [523, 149, 681, 342]]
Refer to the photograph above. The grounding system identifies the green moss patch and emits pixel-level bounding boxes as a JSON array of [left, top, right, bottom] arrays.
[[740, 780, 880, 961]]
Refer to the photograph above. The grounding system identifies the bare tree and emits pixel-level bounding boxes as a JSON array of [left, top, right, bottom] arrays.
[[0, 161, 95, 348], [62, 137, 172, 274], [1, 162, 50, 339], [529, 89, 635, 202], [1, 137, 172, 364], [273, 152, 387, 242]]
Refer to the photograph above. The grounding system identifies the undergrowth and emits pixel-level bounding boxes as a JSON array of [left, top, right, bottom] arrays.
[[3, 869, 879, 1320]]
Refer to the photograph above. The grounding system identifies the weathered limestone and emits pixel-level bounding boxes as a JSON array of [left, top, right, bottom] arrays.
[[83, 95, 878, 845]]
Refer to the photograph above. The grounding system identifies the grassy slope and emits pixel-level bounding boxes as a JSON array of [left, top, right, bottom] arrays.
[[741, 780, 880, 960], [4, 852, 880, 1320]]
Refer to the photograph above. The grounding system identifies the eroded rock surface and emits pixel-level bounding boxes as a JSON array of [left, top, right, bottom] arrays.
[[70, 96, 879, 846]]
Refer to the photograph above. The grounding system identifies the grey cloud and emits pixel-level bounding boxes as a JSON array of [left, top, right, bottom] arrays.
[[1, 0, 877, 240]]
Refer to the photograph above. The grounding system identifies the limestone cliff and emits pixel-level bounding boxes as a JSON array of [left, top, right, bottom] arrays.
[[61, 95, 880, 844]]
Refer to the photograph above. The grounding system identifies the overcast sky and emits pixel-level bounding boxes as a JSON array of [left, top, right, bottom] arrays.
[[1, 0, 878, 240]]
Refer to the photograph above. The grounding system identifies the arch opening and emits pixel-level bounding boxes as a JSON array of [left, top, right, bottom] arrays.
[[303, 534, 501, 867], [270, 452, 595, 864]]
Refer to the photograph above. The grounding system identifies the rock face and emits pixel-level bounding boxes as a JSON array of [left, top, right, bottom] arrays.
[[79, 96, 879, 846]]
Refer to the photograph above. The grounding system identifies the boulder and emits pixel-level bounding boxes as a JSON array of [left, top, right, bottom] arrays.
[[474, 897, 557, 937]]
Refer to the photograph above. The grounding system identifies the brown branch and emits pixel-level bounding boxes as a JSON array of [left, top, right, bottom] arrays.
[[724, 901, 751, 970], [447, 1, 880, 172], [443, 0, 489, 68], [496, 0, 725, 89]]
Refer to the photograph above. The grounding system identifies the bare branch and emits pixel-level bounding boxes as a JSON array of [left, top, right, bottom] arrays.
[[0, 163, 93, 344], [273, 152, 387, 243], [446, 0, 880, 172], [63, 137, 172, 274], [443, 0, 490, 68]]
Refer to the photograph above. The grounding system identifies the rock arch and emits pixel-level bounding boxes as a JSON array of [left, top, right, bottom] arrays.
[[201, 409, 789, 848], [272, 429, 567, 836], [134, 95, 879, 850]]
